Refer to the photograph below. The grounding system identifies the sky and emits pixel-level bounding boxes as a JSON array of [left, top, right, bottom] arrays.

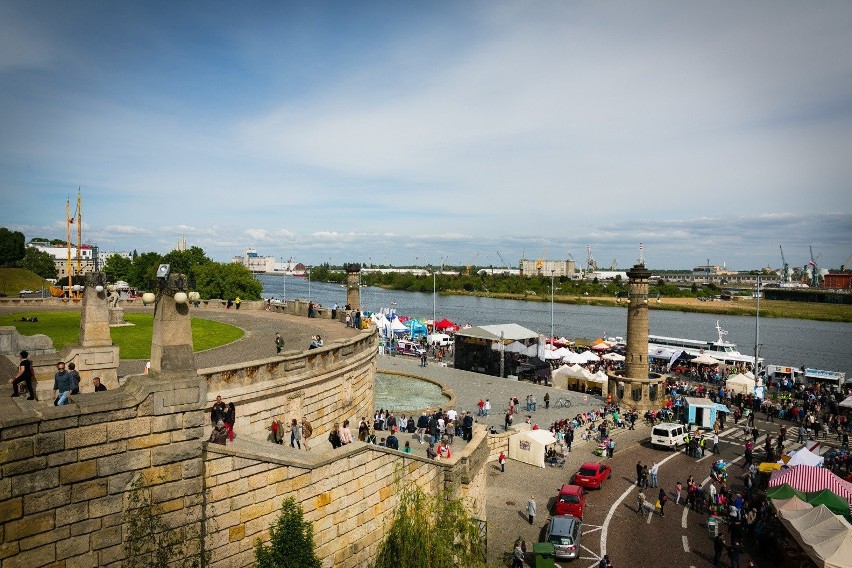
[[1, 1, 851, 271]]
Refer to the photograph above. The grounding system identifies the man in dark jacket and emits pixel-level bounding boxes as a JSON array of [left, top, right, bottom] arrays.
[[463, 411, 474, 441], [713, 534, 725, 567]]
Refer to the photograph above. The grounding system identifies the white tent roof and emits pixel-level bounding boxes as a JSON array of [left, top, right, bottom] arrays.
[[726, 374, 756, 395], [786, 447, 825, 468], [602, 352, 625, 361], [579, 351, 600, 363], [783, 507, 852, 568], [685, 396, 716, 408], [692, 353, 722, 365], [508, 428, 557, 468], [840, 396, 852, 409], [458, 323, 539, 341], [775, 496, 814, 515], [562, 351, 586, 364]]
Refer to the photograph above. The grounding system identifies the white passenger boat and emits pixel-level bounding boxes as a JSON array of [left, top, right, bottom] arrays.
[[648, 321, 762, 366]]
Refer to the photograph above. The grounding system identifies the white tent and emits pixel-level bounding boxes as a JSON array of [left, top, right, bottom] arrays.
[[774, 496, 813, 515], [840, 396, 852, 409], [785, 447, 825, 468], [390, 318, 409, 334], [726, 374, 756, 396], [692, 353, 722, 365], [508, 428, 557, 468], [781, 505, 852, 568], [602, 352, 625, 361], [579, 351, 600, 363], [562, 351, 586, 365]]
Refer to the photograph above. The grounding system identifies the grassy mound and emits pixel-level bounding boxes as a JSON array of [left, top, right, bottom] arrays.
[[0, 268, 49, 297], [0, 311, 244, 359]]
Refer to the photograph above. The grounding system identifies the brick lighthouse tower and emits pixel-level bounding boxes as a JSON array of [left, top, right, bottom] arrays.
[[607, 248, 665, 412]]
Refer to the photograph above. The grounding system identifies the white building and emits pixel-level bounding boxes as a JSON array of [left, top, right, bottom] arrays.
[[27, 242, 99, 276], [232, 248, 276, 273], [98, 251, 133, 266]]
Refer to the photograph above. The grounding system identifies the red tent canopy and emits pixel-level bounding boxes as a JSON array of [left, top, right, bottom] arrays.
[[435, 318, 456, 330], [770, 465, 852, 505]]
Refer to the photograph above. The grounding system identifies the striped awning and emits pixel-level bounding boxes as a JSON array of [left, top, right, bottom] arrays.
[[770, 465, 852, 505]]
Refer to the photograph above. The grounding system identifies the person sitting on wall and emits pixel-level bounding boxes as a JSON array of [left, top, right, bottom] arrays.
[[92, 377, 107, 392], [209, 420, 228, 445]]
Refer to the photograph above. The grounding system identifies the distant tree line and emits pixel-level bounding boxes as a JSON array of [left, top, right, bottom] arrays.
[[103, 246, 262, 300]]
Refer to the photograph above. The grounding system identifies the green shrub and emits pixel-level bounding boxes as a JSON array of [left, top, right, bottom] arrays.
[[255, 497, 321, 568]]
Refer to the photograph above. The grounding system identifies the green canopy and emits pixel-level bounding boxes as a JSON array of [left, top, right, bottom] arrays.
[[767, 484, 807, 502], [806, 489, 852, 520]]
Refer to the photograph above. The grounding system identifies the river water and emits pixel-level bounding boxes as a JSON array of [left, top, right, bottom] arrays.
[[258, 275, 852, 375]]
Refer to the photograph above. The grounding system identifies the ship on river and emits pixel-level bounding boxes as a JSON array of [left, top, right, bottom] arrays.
[[648, 320, 761, 367]]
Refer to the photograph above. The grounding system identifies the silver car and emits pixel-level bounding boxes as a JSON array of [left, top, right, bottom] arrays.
[[545, 515, 581, 560]]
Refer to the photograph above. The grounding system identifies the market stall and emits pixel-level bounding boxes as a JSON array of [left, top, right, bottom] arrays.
[[508, 428, 557, 468]]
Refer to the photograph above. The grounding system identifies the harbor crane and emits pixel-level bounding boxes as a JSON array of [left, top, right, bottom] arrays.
[[808, 244, 822, 286], [779, 245, 790, 284], [586, 245, 597, 272], [496, 251, 512, 274], [465, 252, 480, 277]]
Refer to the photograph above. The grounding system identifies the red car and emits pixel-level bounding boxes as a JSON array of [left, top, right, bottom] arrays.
[[572, 461, 612, 490], [554, 484, 587, 518]]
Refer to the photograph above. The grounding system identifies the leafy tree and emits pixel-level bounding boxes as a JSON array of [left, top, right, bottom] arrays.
[[194, 261, 262, 300], [161, 246, 211, 282], [103, 254, 133, 283], [128, 252, 164, 289], [16, 247, 57, 279], [0, 228, 25, 266], [255, 497, 321, 568], [373, 482, 486, 568]]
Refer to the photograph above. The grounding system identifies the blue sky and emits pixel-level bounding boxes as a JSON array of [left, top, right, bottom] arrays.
[[1, 1, 851, 271]]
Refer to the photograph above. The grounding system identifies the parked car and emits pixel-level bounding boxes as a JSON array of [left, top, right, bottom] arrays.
[[395, 340, 426, 357], [545, 515, 582, 560], [19, 289, 34, 296], [572, 461, 612, 489], [553, 484, 587, 518]]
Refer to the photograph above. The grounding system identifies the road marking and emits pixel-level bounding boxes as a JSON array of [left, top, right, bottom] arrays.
[[582, 526, 603, 535], [647, 506, 654, 523], [695, 452, 714, 463], [580, 544, 598, 558], [682, 535, 690, 553], [599, 450, 680, 558], [719, 427, 738, 438], [681, 505, 689, 528]]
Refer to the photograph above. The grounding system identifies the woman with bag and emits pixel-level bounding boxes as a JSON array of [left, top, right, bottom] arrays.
[[658, 488, 668, 517]]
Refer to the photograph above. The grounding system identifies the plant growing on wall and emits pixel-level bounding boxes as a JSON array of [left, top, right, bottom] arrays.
[[372, 482, 487, 568], [254, 497, 321, 568], [123, 476, 209, 568]]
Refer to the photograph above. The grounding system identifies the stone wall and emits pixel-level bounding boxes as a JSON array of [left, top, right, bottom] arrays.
[[200, 329, 377, 440], [203, 425, 489, 568], [0, 373, 206, 568]]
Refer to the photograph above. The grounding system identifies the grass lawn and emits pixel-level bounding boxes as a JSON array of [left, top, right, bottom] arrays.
[[0, 311, 244, 359]]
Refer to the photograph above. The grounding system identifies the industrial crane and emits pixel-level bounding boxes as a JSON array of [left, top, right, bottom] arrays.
[[465, 252, 480, 277], [779, 245, 789, 284], [808, 244, 822, 286], [496, 251, 512, 274], [586, 245, 597, 272]]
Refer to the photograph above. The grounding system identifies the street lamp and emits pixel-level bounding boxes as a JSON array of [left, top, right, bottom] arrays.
[[550, 269, 555, 344], [432, 267, 437, 323], [307, 266, 311, 303]]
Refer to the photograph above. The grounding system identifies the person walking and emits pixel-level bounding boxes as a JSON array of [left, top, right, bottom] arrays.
[[301, 417, 312, 450], [11, 350, 35, 400], [713, 535, 725, 567], [275, 332, 284, 354], [637, 489, 646, 515], [499, 451, 506, 472], [544, 392, 550, 409], [658, 488, 668, 517], [289, 418, 302, 449], [636, 461, 643, 486], [713, 432, 720, 454], [52, 361, 73, 406], [527, 496, 537, 525], [607, 437, 615, 458], [728, 539, 742, 568], [675, 481, 683, 505], [650, 462, 659, 488]]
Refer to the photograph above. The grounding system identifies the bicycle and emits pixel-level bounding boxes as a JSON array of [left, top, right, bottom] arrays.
[[553, 398, 572, 409]]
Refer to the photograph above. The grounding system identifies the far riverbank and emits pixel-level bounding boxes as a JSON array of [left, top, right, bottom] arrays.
[[403, 289, 852, 323]]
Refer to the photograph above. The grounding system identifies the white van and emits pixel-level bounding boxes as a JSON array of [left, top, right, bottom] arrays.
[[651, 423, 688, 449], [427, 333, 452, 348]]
